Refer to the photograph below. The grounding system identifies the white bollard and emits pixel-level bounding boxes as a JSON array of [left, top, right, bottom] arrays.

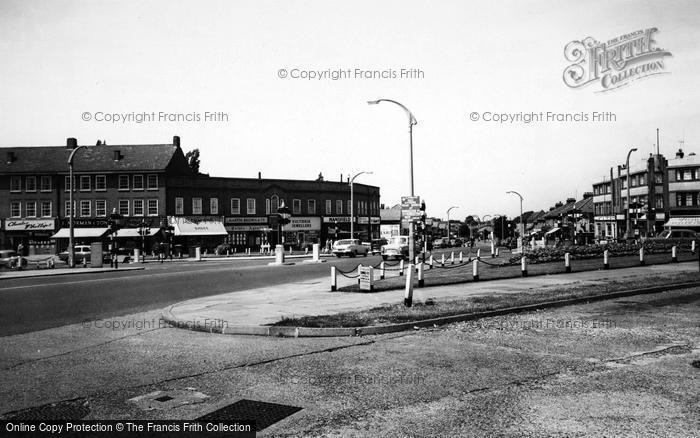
[[639, 247, 645, 266], [418, 262, 424, 287], [399, 259, 405, 276], [604, 249, 609, 270], [330, 266, 337, 291], [289, 247, 293, 255], [672, 245, 677, 263], [692, 240, 697, 254], [450, 251, 455, 265], [459, 251, 463, 263], [404, 263, 414, 307], [521, 256, 528, 277], [565, 252, 571, 273], [195, 247, 201, 261], [134, 248, 141, 264], [472, 259, 479, 281], [477, 248, 481, 260], [357, 264, 362, 285], [490, 241, 495, 258], [440, 253, 445, 267], [380, 261, 385, 279], [275, 244, 285, 264], [495, 247, 500, 257], [312, 243, 320, 262], [429, 255, 434, 269]]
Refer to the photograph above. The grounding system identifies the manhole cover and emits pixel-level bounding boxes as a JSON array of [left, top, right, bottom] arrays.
[[692, 360, 700, 369], [0, 398, 89, 420], [196, 399, 302, 431]]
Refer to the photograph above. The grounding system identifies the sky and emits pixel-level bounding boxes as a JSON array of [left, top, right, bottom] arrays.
[[1, 0, 699, 221]]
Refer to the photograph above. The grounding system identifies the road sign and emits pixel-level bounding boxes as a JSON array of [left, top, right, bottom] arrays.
[[401, 196, 421, 209]]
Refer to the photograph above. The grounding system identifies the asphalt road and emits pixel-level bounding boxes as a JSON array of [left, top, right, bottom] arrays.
[[0, 255, 383, 336]]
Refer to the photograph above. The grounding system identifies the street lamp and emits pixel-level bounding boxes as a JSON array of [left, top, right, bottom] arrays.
[[446, 206, 458, 240], [506, 190, 524, 241], [67, 143, 88, 268], [625, 147, 638, 240], [350, 171, 372, 240], [107, 208, 125, 269], [368, 98, 419, 262]]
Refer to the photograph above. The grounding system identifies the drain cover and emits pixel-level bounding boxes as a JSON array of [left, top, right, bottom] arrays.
[[0, 398, 89, 420], [196, 399, 302, 431], [129, 390, 209, 411]]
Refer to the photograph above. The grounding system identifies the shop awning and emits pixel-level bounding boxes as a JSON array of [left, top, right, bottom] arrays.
[[51, 228, 110, 239], [115, 228, 155, 238], [664, 217, 700, 227], [171, 220, 227, 236], [545, 227, 561, 235]]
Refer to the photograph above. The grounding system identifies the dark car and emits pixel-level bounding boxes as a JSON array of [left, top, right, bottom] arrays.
[[370, 238, 388, 255], [58, 245, 91, 263], [0, 250, 27, 269], [647, 229, 698, 245]]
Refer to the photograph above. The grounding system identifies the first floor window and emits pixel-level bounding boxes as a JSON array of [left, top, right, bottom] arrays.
[[231, 198, 241, 215], [64, 201, 75, 217], [26, 176, 36, 192], [192, 198, 202, 215], [10, 176, 21, 192], [26, 201, 37, 217], [95, 175, 106, 191], [293, 199, 301, 215], [175, 197, 184, 215], [119, 200, 129, 216], [147, 174, 158, 190], [308, 199, 316, 214], [11, 201, 21, 217], [40, 175, 52, 192], [80, 175, 91, 191], [148, 199, 158, 216], [265, 198, 271, 215], [247, 198, 256, 214], [41, 201, 52, 217], [80, 200, 91, 217], [118, 175, 129, 190], [133, 174, 144, 190], [95, 200, 106, 217], [336, 200, 342, 215], [133, 199, 144, 216], [210, 198, 219, 215], [326, 200, 332, 214]]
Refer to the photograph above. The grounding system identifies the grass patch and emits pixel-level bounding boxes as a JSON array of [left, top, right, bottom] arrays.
[[271, 271, 700, 328]]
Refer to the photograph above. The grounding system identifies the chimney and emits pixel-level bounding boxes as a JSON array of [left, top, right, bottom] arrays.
[[66, 138, 77, 149], [173, 136, 180, 148], [340, 173, 343, 182], [6, 151, 16, 163], [258, 171, 261, 180], [113, 150, 122, 161], [583, 192, 593, 199], [566, 197, 576, 204], [676, 148, 684, 159]]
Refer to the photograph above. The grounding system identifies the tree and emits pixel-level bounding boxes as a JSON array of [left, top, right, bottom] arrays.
[[185, 149, 201, 174]]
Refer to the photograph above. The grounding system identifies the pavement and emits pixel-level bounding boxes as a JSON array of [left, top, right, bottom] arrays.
[[162, 260, 700, 335]]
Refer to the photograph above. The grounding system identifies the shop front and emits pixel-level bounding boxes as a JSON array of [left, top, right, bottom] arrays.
[[3, 218, 57, 255], [283, 216, 321, 249], [169, 215, 227, 255], [322, 216, 353, 245], [224, 216, 271, 250]]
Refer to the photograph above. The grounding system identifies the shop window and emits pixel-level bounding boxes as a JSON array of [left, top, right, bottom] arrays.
[[95, 175, 106, 191], [10, 176, 21, 192], [26, 201, 36, 218], [192, 198, 202, 215], [118, 175, 129, 190], [119, 200, 129, 216], [10, 201, 21, 218], [95, 200, 106, 217], [148, 199, 158, 216], [80, 175, 91, 191], [175, 197, 184, 215], [80, 200, 91, 217], [40, 175, 52, 192], [133, 175, 144, 191], [147, 174, 158, 190], [26, 176, 36, 192], [231, 198, 240, 215], [133, 199, 144, 216], [210, 198, 219, 215], [293, 199, 301, 215], [41, 201, 52, 217], [308, 199, 316, 214], [247, 198, 256, 215]]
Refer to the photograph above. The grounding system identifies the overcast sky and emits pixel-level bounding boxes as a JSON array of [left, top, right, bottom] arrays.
[[1, 0, 699, 220]]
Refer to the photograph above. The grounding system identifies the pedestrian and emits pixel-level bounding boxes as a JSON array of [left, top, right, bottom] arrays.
[[17, 242, 24, 256]]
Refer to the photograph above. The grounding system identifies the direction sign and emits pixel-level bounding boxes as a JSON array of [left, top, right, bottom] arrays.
[[401, 195, 421, 209]]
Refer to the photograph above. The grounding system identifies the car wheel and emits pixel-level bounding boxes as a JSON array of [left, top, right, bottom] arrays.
[[350, 251, 356, 258], [381, 255, 387, 261]]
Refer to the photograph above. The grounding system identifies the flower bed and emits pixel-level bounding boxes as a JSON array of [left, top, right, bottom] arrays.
[[506, 241, 691, 265]]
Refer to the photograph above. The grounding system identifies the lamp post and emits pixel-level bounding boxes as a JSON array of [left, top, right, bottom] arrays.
[[625, 147, 638, 240], [67, 143, 88, 268], [446, 206, 458, 241], [506, 190, 524, 240], [368, 98, 418, 262], [350, 171, 372, 240], [107, 208, 125, 269]]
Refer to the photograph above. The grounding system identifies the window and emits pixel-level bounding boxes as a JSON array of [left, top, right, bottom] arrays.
[[148, 199, 158, 216], [638, 174, 646, 186], [133, 175, 144, 190], [118, 175, 129, 190], [247, 198, 256, 215], [10, 201, 20, 218], [293, 199, 301, 215], [210, 198, 219, 215], [308, 199, 316, 214], [175, 197, 184, 215], [10, 176, 21, 192], [231, 198, 241, 215], [64, 201, 75, 217], [80, 175, 91, 191], [270, 195, 279, 213], [133, 199, 144, 216], [192, 198, 203, 215], [26, 176, 36, 192], [95, 200, 106, 217], [326, 200, 332, 214], [655, 195, 664, 209], [41, 201, 52, 217], [40, 175, 52, 192], [80, 200, 91, 217], [119, 200, 130, 216], [684, 170, 693, 181], [265, 198, 270, 215], [147, 174, 158, 190], [348, 200, 352, 215], [655, 173, 663, 184], [336, 200, 342, 215], [95, 175, 106, 191], [687, 193, 694, 206], [64, 175, 73, 192], [26, 201, 36, 217]]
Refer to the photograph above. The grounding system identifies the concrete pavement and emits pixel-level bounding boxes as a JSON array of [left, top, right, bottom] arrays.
[[163, 260, 700, 334]]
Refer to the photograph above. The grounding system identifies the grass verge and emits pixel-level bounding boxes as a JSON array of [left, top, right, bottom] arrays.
[[271, 271, 700, 328]]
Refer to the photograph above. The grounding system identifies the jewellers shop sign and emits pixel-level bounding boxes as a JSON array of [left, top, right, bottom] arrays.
[[4, 218, 56, 231], [563, 28, 671, 92]]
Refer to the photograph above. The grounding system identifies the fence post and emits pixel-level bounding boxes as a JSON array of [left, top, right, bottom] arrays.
[[380, 261, 385, 280], [672, 245, 677, 263], [495, 247, 500, 257], [521, 256, 528, 277], [330, 266, 337, 291], [429, 255, 434, 269], [440, 253, 445, 267], [604, 249, 609, 270], [472, 259, 479, 281], [399, 259, 404, 276], [289, 247, 293, 255], [404, 263, 414, 307], [490, 241, 495, 258], [692, 240, 696, 254], [477, 248, 481, 260], [418, 262, 424, 287], [459, 251, 463, 263], [450, 251, 455, 265], [639, 247, 645, 266], [357, 264, 362, 285], [565, 252, 571, 273]]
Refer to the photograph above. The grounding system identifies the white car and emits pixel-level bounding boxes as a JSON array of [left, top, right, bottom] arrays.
[[332, 239, 369, 257], [381, 235, 411, 260]]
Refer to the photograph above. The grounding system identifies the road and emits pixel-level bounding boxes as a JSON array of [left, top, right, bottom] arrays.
[[0, 255, 383, 336]]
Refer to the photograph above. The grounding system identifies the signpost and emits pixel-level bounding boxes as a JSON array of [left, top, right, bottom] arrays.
[[359, 266, 374, 291]]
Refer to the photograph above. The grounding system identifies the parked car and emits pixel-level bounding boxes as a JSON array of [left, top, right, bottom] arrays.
[[432, 237, 449, 249], [58, 245, 92, 263], [0, 250, 27, 269], [103, 247, 132, 264], [381, 235, 413, 260], [332, 239, 369, 257], [370, 238, 388, 255], [647, 229, 699, 243]]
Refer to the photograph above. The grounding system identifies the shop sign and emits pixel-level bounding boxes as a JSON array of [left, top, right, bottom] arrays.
[[370, 217, 381, 224], [4, 218, 56, 231], [323, 216, 354, 223], [358, 217, 369, 225], [359, 266, 374, 291], [224, 217, 268, 224], [286, 217, 321, 231], [228, 225, 272, 232]]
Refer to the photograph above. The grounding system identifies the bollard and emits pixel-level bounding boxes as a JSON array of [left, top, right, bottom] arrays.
[[358, 264, 362, 285], [472, 259, 479, 281], [639, 247, 645, 266], [450, 251, 455, 265], [459, 251, 463, 263], [477, 248, 481, 260], [289, 247, 293, 255], [495, 247, 500, 257], [134, 248, 141, 264], [312, 243, 320, 262], [83, 257, 87, 268], [399, 259, 405, 276], [404, 263, 414, 307], [429, 255, 434, 269], [490, 241, 495, 258], [672, 245, 678, 263], [380, 261, 385, 279], [693, 240, 697, 254], [440, 253, 445, 267], [565, 252, 571, 273], [330, 266, 337, 291], [275, 244, 285, 264], [418, 262, 424, 287], [234, 247, 237, 254], [305, 247, 309, 255], [521, 256, 528, 277]]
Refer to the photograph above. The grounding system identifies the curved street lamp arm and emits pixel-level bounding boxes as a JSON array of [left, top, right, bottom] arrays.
[[67, 145, 88, 165], [350, 171, 373, 184], [367, 99, 417, 125], [506, 190, 523, 201]]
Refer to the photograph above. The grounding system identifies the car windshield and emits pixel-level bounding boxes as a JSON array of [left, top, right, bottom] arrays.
[[658, 230, 673, 238], [388, 237, 407, 245]]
